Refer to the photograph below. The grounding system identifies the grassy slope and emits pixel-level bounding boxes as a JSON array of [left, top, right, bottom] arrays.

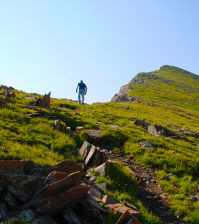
[[0, 65, 199, 223]]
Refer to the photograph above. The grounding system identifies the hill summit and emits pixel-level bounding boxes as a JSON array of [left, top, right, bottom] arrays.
[[111, 65, 199, 109]]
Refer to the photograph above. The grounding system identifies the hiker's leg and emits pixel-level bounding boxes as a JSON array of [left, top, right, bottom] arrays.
[[78, 92, 81, 104], [82, 93, 85, 104]]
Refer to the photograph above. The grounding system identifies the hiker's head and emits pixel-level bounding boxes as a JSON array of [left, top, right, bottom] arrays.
[[80, 80, 83, 83]]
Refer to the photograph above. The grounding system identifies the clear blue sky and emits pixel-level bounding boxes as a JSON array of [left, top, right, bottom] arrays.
[[0, 1, 199, 103]]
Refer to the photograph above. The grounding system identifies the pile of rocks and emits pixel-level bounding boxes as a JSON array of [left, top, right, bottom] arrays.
[[0, 160, 88, 223], [0, 143, 141, 224]]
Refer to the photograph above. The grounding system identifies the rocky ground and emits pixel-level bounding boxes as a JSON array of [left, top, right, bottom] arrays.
[[110, 152, 189, 224]]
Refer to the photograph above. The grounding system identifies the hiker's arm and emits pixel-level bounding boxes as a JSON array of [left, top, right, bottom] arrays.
[[85, 86, 87, 94], [76, 85, 78, 93]]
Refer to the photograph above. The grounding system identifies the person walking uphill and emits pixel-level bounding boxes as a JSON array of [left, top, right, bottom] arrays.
[[76, 80, 87, 104]]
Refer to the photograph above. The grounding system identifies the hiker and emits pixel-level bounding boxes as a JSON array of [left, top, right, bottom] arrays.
[[76, 80, 87, 104]]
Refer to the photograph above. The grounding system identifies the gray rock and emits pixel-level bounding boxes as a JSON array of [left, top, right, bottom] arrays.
[[139, 141, 154, 149], [95, 163, 106, 176], [133, 119, 150, 129], [79, 141, 91, 160], [108, 124, 121, 129], [102, 195, 120, 205]]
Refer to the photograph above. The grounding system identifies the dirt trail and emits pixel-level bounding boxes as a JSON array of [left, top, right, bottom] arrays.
[[110, 153, 190, 224]]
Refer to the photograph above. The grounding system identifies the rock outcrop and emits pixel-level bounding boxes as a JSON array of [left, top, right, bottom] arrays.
[[35, 92, 51, 110]]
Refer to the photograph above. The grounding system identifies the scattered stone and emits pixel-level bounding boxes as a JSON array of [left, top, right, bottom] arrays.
[[148, 124, 180, 138], [108, 124, 121, 129], [191, 195, 199, 202], [94, 183, 107, 192], [139, 141, 154, 149], [89, 176, 96, 182], [85, 129, 102, 139], [76, 126, 84, 133], [105, 203, 140, 217], [183, 131, 199, 138], [95, 163, 106, 176], [102, 195, 120, 205], [133, 119, 150, 129]]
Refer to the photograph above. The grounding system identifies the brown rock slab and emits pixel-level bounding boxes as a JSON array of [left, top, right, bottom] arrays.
[[26, 171, 82, 209], [35, 183, 89, 214], [33, 160, 82, 176]]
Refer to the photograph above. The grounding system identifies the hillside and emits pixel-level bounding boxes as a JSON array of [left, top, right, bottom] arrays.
[[0, 65, 199, 223]]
